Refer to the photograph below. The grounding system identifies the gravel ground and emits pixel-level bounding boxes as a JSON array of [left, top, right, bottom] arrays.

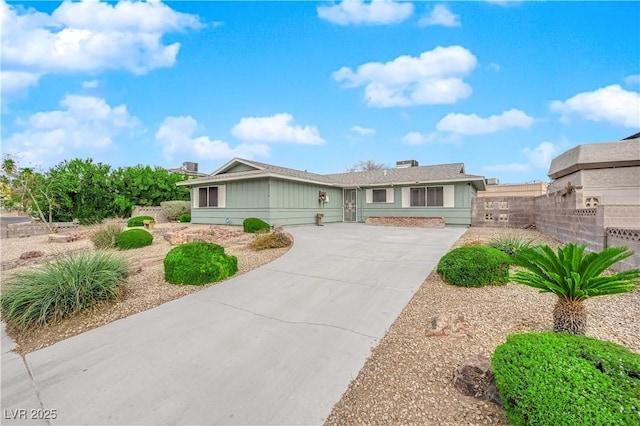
[[325, 227, 640, 426], [1, 223, 290, 354]]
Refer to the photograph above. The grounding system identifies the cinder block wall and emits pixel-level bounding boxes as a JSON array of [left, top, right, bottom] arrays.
[[471, 196, 535, 228], [131, 206, 169, 223]]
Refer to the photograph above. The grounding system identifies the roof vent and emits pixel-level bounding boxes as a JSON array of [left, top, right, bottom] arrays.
[[396, 160, 419, 168], [182, 162, 198, 172]]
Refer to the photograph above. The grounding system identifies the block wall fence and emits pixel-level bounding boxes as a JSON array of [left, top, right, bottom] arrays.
[[471, 192, 640, 271]]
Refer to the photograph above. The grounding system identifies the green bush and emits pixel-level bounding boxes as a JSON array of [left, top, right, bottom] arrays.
[[164, 241, 238, 285], [178, 213, 191, 223], [436, 246, 511, 287], [117, 229, 153, 250], [492, 332, 640, 426], [489, 234, 534, 258], [160, 201, 191, 221], [0, 252, 128, 329], [127, 215, 154, 227], [243, 217, 270, 233], [91, 221, 125, 249], [250, 230, 293, 250]]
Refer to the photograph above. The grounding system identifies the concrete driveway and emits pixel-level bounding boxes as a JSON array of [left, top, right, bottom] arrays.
[[1, 223, 464, 425]]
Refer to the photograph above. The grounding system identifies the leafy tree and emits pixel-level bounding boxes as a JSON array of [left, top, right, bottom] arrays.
[[512, 243, 640, 335], [346, 159, 386, 172]]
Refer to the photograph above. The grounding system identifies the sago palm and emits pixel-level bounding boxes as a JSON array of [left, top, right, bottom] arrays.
[[512, 243, 640, 335]]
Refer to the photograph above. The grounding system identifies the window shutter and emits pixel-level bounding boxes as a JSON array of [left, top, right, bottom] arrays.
[[218, 185, 226, 208], [386, 188, 394, 203], [401, 187, 410, 208], [443, 185, 454, 208], [365, 189, 373, 204], [192, 188, 198, 208]]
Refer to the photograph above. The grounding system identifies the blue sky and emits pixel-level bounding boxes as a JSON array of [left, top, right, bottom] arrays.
[[2, 0, 639, 183]]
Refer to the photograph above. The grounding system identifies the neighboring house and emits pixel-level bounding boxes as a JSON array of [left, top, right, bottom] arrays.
[[166, 161, 209, 179], [547, 135, 640, 207], [477, 181, 549, 197], [177, 158, 486, 227]]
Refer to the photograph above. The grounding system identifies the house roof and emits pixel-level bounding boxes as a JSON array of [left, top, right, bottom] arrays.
[[178, 158, 486, 190]]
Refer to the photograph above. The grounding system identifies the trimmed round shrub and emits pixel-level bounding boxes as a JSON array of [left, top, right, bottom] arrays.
[[436, 246, 511, 287], [178, 213, 191, 223], [492, 332, 640, 426], [243, 217, 270, 233], [164, 241, 238, 285], [0, 252, 129, 329], [127, 215, 154, 227], [117, 229, 153, 250]]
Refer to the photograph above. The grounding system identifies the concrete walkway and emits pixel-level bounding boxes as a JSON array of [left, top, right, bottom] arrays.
[[1, 224, 464, 425]]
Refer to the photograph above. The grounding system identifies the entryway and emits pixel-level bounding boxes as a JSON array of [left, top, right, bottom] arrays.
[[343, 188, 357, 222]]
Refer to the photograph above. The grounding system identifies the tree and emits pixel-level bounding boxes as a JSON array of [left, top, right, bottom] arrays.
[[512, 243, 640, 335], [1, 155, 59, 230], [346, 159, 386, 172]]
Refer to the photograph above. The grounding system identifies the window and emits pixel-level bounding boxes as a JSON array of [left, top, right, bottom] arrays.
[[372, 189, 386, 203], [410, 187, 443, 207], [197, 186, 223, 207]]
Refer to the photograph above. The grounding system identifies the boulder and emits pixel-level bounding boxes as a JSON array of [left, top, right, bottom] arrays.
[[453, 354, 502, 406], [425, 313, 470, 337], [19, 250, 44, 260], [49, 234, 76, 243]]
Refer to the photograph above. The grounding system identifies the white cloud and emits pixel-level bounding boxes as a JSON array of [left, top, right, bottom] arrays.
[[418, 4, 460, 27], [155, 116, 270, 162], [3, 95, 140, 166], [488, 62, 501, 72], [0, 0, 201, 99], [401, 131, 437, 146], [484, 141, 558, 173], [436, 109, 534, 135], [317, 0, 413, 26], [625, 74, 640, 86], [349, 125, 375, 136], [231, 113, 325, 145], [333, 45, 476, 107], [0, 70, 42, 96], [550, 85, 640, 128], [82, 80, 99, 89]]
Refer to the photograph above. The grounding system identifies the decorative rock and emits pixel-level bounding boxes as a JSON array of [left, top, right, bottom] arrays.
[[453, 354, 502, 406], [19, 250, 44, 260], [425, 313, 470, 337], [48, 234, 76, 243]]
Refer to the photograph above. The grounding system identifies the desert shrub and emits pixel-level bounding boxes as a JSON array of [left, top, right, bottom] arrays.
[[436, 246, 511, 287], [164, 241, 238, 285], [492, 332, 640, 426], [127, 215, 154, 227], [117, 229, 153, 250], [243, 217, 270, 233], [91, 221, 125, 249], [0, 252, 128, 329], [250, 230, 293, 250], [178, 213, 191, 223], [160, 201, 191, 221], [489, 234, 534, 257]]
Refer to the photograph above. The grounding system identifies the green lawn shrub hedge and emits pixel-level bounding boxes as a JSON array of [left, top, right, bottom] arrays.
[[127, 215, 154, 227], [164, 241, 238, 285], [436, 246, 511, 287], [243, 217, 270, 233], [117, 229, 153, 250], [178, 213, 191, 223], [0, 252, 128, 329], [492, 332, 640, 426]]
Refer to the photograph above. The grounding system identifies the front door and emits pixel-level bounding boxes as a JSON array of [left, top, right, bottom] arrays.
[[343, 189, 357, 222]]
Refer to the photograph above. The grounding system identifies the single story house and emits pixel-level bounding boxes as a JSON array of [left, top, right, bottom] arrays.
[[176, 158, 487, 227]]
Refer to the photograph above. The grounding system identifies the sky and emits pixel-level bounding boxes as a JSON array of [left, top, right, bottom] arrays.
[[1, 0, 639, 184]]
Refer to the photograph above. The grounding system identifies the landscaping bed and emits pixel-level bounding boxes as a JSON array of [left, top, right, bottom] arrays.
[[325, 227, 640, 425], [1, 223, 290, 354]]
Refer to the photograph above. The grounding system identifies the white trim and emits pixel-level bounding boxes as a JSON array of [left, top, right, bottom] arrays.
[[401, 187, 410, 208], [193, 184, 226, 208], [365, 189, 373, 203], [443, 185, 454, 208], [218, 185, 226, 208], [386, 188, 394, 203]]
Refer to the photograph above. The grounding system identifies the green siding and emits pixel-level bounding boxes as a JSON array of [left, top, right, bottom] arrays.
[[226, 179, 269, 208], [222, 163, 259, 174], [268, 178, 342, 225]]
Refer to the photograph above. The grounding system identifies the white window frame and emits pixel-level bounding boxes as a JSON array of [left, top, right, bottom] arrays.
[[365, 188, 394, 204], [401, 185, 454, 208], [193, 185, 226, 208]]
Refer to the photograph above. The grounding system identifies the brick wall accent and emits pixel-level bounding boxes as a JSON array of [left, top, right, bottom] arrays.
[[131, 206, 169, 223], [365, 216, 445, 228], [471, 196, 535, 228]]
